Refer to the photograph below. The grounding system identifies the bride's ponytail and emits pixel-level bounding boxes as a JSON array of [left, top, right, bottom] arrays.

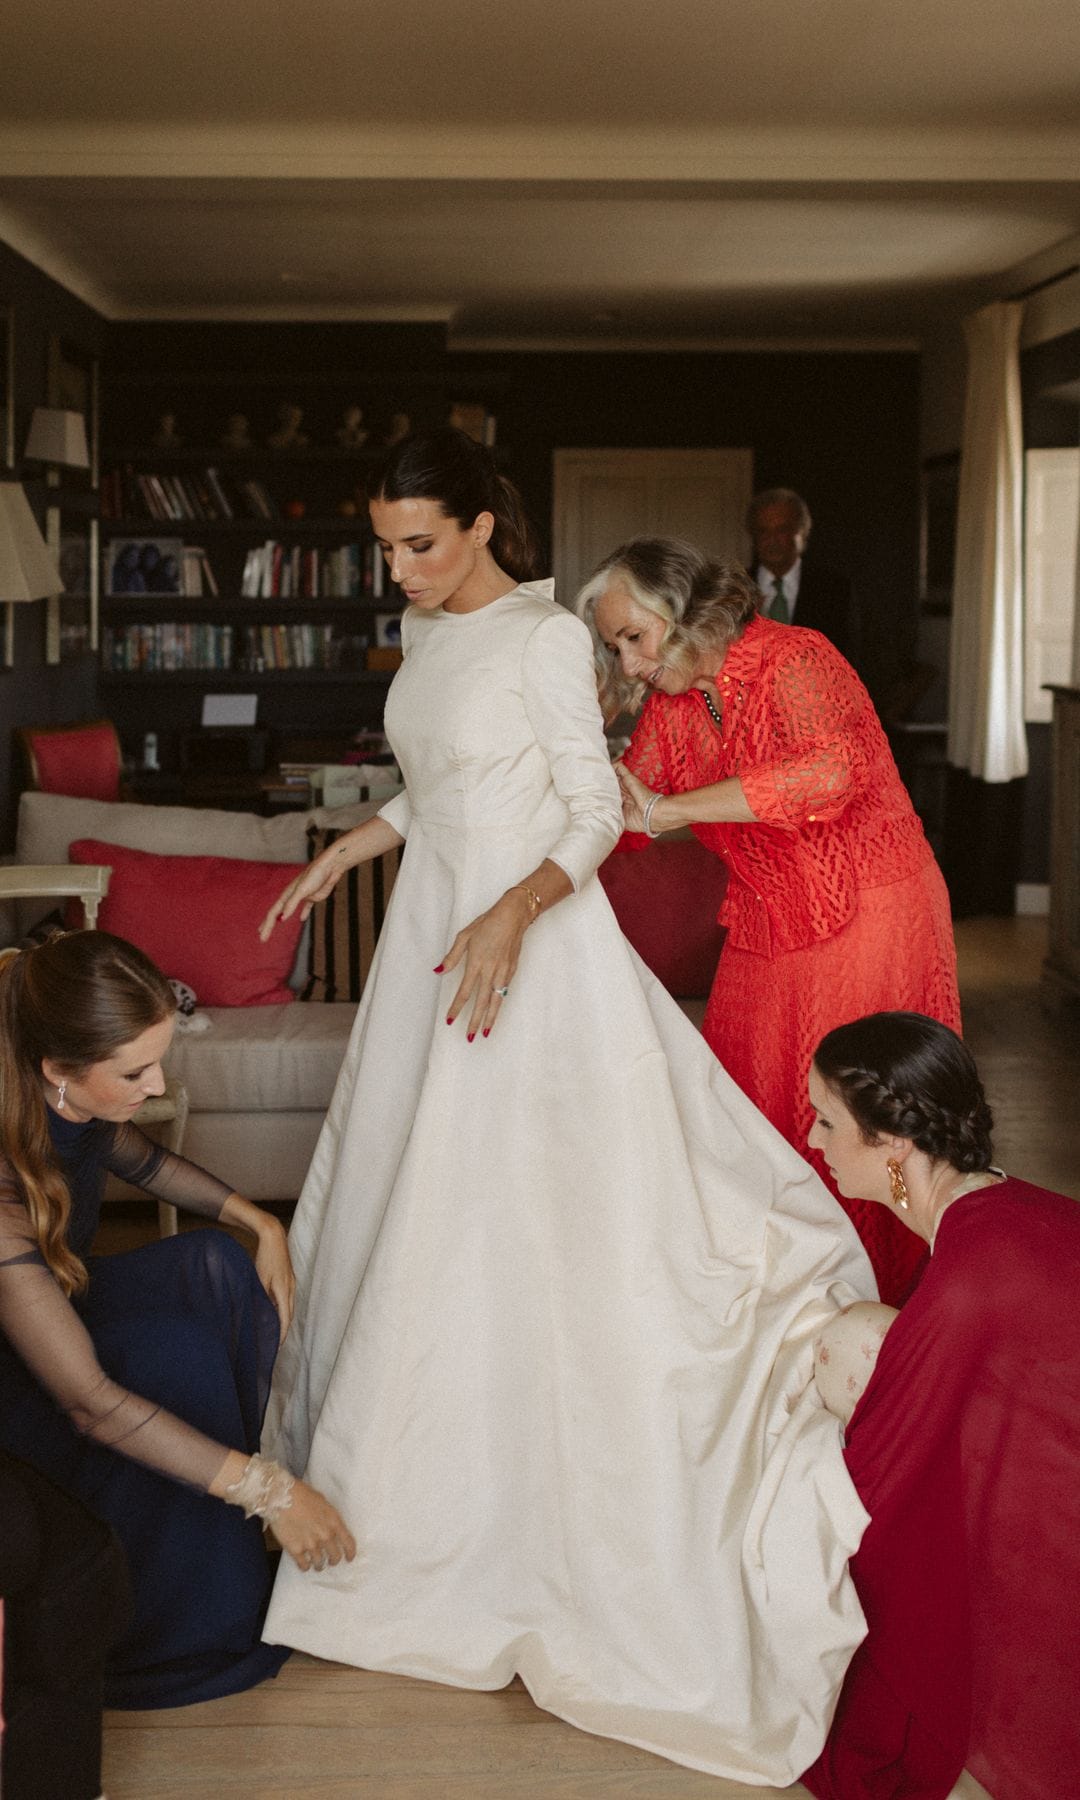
[[368, 427, 542, 585]]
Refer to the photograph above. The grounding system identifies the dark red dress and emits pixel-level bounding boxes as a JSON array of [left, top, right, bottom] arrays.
[[804, 1178, 1080, 1799], [621, 617, 960, 1304]]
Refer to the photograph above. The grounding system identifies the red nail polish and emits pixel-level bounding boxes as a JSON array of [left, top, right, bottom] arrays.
[[467, 1032, 475, 1043], [445, 1014, 454, 1026], [482, 1028, 490, 1038], [433, 963, 444, 973]]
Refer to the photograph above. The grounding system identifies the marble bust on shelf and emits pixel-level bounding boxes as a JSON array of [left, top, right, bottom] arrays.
[[221, 412, 253, 451], [267, 403, 309, 450], [335, 405, 368, 449], [151, 411, 182, 448]]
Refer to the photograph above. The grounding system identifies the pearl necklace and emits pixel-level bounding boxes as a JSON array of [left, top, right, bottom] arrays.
[[699, 687, 723, 729]]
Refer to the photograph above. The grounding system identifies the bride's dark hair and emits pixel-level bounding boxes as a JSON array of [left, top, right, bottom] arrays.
[[367, 427, 542, 585]]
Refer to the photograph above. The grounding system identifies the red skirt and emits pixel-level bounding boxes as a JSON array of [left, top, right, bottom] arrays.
[[703, 860, 959, 1304]]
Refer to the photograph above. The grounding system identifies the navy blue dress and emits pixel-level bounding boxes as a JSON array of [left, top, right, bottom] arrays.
[[0, 1113, 289, 1707]]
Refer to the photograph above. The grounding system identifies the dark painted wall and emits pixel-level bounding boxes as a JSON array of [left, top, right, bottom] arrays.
[[453, 347, 922, 704], [103, 329, 922, 712], [0, 240, 107, 849], [3, 302, 924, 847]]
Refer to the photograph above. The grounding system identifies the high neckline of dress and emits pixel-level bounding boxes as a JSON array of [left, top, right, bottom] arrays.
[[45, 1104, 100, 1145], [431, 578, 553, 621]]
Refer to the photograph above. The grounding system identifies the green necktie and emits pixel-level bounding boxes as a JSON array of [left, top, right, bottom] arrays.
[[766, 575, 789, 623]]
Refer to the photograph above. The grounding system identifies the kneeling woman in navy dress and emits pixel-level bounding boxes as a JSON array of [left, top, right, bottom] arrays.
[[0, 930, 355, 1709]]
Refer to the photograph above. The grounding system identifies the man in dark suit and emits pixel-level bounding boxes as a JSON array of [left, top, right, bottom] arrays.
[[746, 487, 860, 669]]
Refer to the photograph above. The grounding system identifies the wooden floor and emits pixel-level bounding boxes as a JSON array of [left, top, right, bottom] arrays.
[[100, 918, 1076, 1799]]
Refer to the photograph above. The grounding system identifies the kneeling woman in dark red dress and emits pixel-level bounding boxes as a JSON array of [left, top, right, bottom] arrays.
[[803, 1011, 1080, 1800]]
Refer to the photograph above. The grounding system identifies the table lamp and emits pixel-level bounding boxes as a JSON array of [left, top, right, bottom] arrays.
[[0, 480, 63, 665]]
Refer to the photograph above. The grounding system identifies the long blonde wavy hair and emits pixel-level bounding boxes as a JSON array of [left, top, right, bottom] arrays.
[[575, 537, 760, 716], [0, 931, 175, 1295]]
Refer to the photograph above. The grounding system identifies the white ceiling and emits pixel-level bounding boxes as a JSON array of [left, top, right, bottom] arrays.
[[1, 0, 1078, 342]]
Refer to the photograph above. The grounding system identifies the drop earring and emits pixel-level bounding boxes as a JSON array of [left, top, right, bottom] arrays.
[[886, 1157, 909, 1210], [57, 1080, 67, 1111]]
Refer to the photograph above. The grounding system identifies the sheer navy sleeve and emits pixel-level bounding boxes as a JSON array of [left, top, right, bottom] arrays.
[[101, 1122, 234, 1219], [0, 1153, 232, 1491]]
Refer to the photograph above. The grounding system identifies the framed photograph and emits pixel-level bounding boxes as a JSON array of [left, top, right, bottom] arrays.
[[106, 534, 184, 597], [47, 334, 99, 487], [0, 302, 13, 468], [919, 452, 960, 615], [44, 508, 98, 664], [375, 611, 403, 647]]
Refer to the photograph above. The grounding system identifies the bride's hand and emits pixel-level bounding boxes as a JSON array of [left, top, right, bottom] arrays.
[[613, 760, 657, 834], [259, 855, 343, 940], [437, 890, 534, 1041]]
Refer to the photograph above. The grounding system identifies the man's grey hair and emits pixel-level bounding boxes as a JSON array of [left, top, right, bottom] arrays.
[[746, 488, 812, 536]]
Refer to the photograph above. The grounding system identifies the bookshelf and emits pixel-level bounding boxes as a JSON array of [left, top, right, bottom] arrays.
[[95, 329, 503, 783], [97, 442, 406, 774]]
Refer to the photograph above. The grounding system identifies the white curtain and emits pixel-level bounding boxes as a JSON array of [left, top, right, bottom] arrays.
[[947, 301, 1028, 781]]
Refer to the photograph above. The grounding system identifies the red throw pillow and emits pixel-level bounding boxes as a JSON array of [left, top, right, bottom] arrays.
[[598, 836, 727, 998], [68, 838, 306, 1007]]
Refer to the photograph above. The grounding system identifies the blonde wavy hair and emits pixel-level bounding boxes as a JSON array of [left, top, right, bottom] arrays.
[[575, 537, 760, 715], [0, 931, 175, 1295]]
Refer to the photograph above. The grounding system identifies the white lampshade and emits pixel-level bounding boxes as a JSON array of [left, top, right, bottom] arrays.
[[24, 406, 90, 469], [0, 482, 63, 600]]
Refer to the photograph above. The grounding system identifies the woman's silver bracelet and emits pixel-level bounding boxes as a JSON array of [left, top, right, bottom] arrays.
[[642, 794, 664, 839]]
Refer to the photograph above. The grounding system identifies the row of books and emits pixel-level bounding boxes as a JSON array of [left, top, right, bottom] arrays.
[[102, 622, 370, 674], [240, 539, 389, 600], [181, 547, 219, 596], [101, 465, 279, 524]]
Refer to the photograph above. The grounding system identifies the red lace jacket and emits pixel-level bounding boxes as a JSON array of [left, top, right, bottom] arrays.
[[621, 617, 933, 958]]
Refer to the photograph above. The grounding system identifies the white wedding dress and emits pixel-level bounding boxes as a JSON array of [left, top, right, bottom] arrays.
[[263, 580, 875, 1784]]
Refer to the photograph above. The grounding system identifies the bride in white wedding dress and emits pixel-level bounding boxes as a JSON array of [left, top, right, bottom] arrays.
[[259, 429, 876, 1785]]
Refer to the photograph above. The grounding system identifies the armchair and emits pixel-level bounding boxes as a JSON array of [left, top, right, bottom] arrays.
[[14, 719, 124, 804]]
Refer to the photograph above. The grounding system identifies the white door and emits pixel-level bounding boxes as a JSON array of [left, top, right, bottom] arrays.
[[1024, 448, 1080, 723], [553, 448, 754, 608]]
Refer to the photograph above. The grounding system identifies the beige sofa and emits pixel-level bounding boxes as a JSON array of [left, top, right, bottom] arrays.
[[6, 788, 393, 1201], [4, 790, 726, 1204]]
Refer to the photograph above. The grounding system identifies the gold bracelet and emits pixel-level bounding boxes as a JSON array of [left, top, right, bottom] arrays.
[[512, 883, 542, 920]]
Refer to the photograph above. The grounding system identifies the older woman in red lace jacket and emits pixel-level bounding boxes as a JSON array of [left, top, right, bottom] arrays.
[[577, 538, 959, 1305]]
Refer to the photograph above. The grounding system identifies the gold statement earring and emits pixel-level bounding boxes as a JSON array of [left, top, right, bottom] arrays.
[[886, 1158, 909, 1210], [57, 1080, 67, 1111]]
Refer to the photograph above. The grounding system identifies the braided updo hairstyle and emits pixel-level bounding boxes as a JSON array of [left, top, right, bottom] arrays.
[[813, 1012, 995, 1174], [575, 537, 759, 715], [367, 426, 542, 586]]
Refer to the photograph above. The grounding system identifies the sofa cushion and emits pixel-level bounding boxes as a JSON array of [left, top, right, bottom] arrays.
[[17, 788, 398, 869], [301, 825, 402, 1003], [69, 837, 306, 1007], [164, 999, 357, 1113], [15, 789, 401, 952]]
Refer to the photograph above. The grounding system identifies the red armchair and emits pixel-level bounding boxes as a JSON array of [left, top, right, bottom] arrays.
[[14, 719, 124, 804]]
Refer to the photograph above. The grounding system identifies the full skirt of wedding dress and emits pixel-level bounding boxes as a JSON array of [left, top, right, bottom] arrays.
[[263, 805, 875, 1785]]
